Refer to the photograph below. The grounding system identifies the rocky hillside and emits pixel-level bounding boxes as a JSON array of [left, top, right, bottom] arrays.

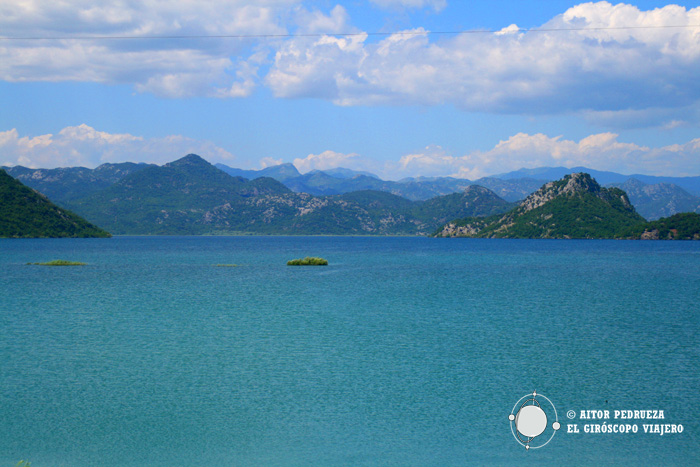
[[63, 155, 514, 235], [3, 162, 153, 204], [0, 169, 111, 238], [435, 173, 646, 239]]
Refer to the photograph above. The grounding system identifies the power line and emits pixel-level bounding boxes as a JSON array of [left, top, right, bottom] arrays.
[[0, 24, 698, 41]]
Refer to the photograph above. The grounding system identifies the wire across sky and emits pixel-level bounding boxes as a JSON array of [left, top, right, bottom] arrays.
[[0, 24, 698, 41]]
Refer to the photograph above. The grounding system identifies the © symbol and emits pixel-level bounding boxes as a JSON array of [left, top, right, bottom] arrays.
[[567, 410, 576, 419], [508, 391, 560, 450]]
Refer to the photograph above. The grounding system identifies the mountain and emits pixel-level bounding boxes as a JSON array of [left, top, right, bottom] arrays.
[[0, 169, 111, 238], [65, 154, 514, 235], [2, 162, 153, 204], [608, 178, 700, 220], [434, 173, 646, 239], [287, 172, 391, 196], [67, 154, 292, 234], [214, 163, 474, 200], [411, 185, 516, 228], [493, 166, 700, 196], [315, 167, 379, 179], [215, 162, 301, 182], [213, 163, 548, 202], [493, 166, 630, 185], [470, 177, 547, 202]]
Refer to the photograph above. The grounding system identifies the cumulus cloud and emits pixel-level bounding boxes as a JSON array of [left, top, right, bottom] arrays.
[[266, 2, 700, 120], [394, 133, 700, 179], [0, 124, 234, 168], [368, 0, 447, 12], [2, 1, 700, 125], [294, 5, 352, 33], [293, 150, 365, 173], [260, 156, 283, 168], [0, 0, 297, 98], [396, 145, 456, 176]]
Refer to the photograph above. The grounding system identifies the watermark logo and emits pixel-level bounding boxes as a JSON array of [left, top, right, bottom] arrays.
[[508, 391, 561, 450]]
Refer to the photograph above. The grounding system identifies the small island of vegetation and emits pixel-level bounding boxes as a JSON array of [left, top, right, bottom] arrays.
[[287, 257, 328, 266], [28, 260, 87, 266]]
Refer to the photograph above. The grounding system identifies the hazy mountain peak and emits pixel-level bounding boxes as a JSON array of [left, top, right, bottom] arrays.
[[166, 154, 210, 168]]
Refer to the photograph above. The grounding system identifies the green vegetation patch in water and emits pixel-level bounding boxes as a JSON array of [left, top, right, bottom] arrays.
[[28, 260, 87, 266], [287, 257, 328, 266], [214, 264, 238, 267]]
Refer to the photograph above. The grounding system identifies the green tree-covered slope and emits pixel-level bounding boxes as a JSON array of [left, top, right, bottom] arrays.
[[0, 169, 111, 238], [66, 154, 293, 235], [621, 212, 700, 240], [65, 154, 514, 235], [2, 162, 153, 204]]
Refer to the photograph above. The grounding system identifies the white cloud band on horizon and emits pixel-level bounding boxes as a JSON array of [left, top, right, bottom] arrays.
[[3, 125, 700, 179], [396, 133, 700, 179], [293, 150, 364, 173], [0, 124, 235, 168]]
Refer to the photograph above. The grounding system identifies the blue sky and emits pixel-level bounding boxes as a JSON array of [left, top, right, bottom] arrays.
[[1, 1, 699, 179]]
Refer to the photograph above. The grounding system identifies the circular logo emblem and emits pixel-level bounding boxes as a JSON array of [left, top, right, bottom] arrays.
[[509, 391, 560, 450]]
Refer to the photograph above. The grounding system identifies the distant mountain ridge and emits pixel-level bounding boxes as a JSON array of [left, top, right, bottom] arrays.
[[63, 154, 514, 235], [5, 155, 699, 239], [215, 162, 541, 202], [494, 166, 700, 196], [5, 158, 700, 226], [609, 178, 700, 220]]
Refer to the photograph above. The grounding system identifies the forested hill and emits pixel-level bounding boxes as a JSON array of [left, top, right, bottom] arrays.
[[0, 169, 111, 238], [63, 154, 514, 235], [434, 173, 647, 239]]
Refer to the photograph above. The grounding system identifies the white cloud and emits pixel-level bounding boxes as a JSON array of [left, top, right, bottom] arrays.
[[495, 24, 521, 36], [0, 124, 234, 168], [0, 0, 298, 98], [293, 150, 364, 173], [266, 2, 700, 120], [394, 133, 700, 179], [294, 5, 351, 34], [2, 1, 700, 126], [369, 0, 447, 12], [260, 157, 283, 168], [4, 125, 700, 179], [396, 145, 455, 176]]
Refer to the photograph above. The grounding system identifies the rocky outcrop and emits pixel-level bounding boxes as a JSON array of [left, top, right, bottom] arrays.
[[434, 173, 646, 239], [519, 173, 633, 213]]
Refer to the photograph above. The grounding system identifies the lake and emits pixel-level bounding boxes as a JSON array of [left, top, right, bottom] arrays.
[[1, 236, 699, 465]]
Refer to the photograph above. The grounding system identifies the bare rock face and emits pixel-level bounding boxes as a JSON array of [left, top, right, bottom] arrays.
[[519, 172, 629, 213], [435, 222, 485, 237], [640, 229, 660, 240]]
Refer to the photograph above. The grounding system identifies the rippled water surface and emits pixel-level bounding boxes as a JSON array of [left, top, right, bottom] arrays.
[[1, 236, 699, 465]]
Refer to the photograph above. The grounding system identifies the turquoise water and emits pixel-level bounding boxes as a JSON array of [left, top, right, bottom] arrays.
[[1, 236, 699, 466]]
